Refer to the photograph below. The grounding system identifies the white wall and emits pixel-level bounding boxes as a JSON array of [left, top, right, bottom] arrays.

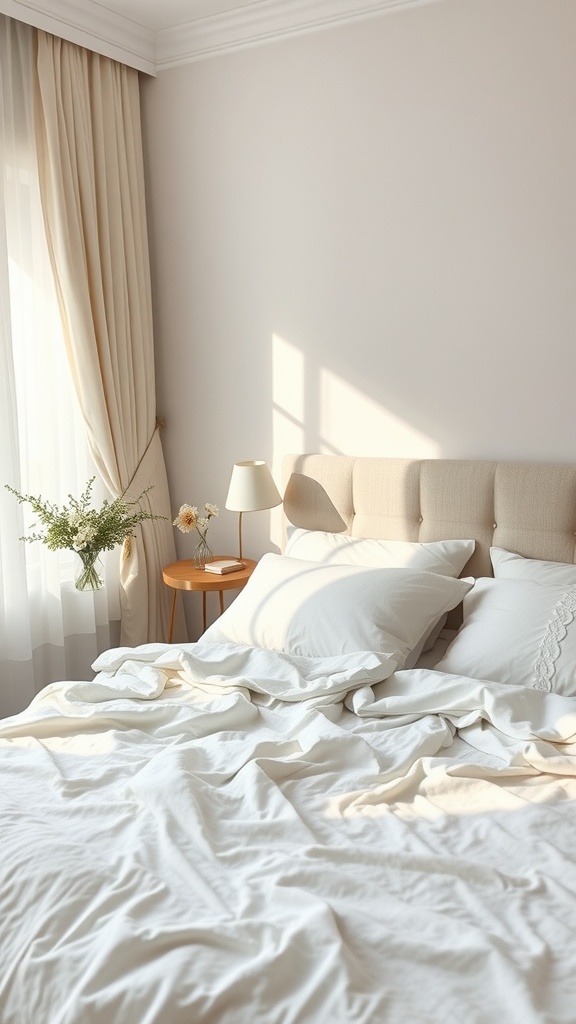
[[141, 0, 576, 585]]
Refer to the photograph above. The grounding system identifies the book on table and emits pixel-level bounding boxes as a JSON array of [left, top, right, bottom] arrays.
[[204, 559, 243, 574]]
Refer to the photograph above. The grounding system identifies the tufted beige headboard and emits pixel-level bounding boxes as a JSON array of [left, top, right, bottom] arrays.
[[282, 454, 576, 579]]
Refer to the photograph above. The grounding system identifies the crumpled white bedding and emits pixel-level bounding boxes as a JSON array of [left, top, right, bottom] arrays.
[[1, 641, 576, 1024]]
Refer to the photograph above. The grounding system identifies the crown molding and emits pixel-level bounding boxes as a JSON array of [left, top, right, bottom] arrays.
[[0, 0, 156, 74], [156, 0, 433, 69], [0, 0, 435, 75]]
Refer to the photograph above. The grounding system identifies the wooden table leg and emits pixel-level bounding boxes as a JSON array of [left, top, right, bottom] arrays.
[[202, 591, 207, 632], [168, 589, 177, 644], [219, 591, 224, 616]]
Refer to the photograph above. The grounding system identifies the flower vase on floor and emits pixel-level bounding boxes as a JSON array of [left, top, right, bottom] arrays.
[[193, 535, 213, 569], [75, 548, 104, 591]]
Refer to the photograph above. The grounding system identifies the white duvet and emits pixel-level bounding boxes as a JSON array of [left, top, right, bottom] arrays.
[[1, 641, 576, 1024]]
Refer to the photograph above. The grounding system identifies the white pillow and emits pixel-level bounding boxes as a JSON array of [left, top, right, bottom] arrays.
[[286, 528, 475, 576], [284, 531, 475, 662], [200, 553, 472, 666], [491, 547, 576, 585], [435, 576, 576, 696]]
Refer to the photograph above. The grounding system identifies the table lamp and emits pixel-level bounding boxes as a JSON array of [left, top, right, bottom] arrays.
[[225, 460, 282, 564]]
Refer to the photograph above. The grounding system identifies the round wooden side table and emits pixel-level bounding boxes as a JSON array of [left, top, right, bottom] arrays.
[[162, 556, 257, 642]]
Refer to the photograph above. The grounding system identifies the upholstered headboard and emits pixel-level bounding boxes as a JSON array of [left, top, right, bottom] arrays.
[[282, 454, 576, 579]]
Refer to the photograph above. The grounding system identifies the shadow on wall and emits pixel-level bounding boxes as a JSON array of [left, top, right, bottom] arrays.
[[283, 474, 347, 533]]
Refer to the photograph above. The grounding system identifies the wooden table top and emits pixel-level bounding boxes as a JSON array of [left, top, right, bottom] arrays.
[[162, 556, 257, 593]]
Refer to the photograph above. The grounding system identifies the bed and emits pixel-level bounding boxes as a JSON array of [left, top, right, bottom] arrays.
[[2, 454, 576, 1024]]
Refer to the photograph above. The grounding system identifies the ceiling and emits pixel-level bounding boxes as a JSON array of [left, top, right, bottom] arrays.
[[0, 0, 422, 74]]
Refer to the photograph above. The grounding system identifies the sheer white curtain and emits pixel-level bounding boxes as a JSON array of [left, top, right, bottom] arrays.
[[0, 15, 118, 719]]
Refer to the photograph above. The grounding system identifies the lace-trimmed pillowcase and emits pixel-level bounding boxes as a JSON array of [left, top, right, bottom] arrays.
[[435, 548, 576, 695]]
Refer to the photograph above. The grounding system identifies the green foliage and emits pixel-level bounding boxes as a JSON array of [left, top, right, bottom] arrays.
[[5, 477, 165, 554]]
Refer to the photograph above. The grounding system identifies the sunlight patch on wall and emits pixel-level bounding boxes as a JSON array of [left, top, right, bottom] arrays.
[[271, 333, 440, 548], [319, 369, 440, 458], [272, 334, 305, 548]]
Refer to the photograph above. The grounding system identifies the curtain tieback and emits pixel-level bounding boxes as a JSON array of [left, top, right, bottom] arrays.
[[121, 417, 165, 562]]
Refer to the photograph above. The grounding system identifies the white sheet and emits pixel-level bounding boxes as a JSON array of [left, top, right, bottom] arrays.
[[2, 641, 576, 1023]]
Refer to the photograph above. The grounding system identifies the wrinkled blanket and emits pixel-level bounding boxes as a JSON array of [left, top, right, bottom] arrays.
[[1, 641, 576, 1024]]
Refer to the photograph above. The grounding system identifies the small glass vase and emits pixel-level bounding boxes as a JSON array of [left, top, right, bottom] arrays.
[[75, 549, 104, 591], [193, 534, 212, 569]]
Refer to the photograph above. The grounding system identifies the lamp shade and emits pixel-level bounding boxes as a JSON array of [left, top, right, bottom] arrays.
[[225, 461, 282, 512]]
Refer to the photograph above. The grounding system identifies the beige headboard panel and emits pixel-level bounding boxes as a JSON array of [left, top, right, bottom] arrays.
[[282, 454, 576, 579]]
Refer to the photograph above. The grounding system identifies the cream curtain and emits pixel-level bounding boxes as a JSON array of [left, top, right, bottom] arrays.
[[34, 33, 186, 645], [0, 15, 119, 718]]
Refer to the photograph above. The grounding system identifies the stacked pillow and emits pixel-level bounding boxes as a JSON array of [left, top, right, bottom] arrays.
[[284, 529, 475, 665], [284, 527, 474, 576], [434, 547, 576, 695], [201, 532, 475, 669]]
